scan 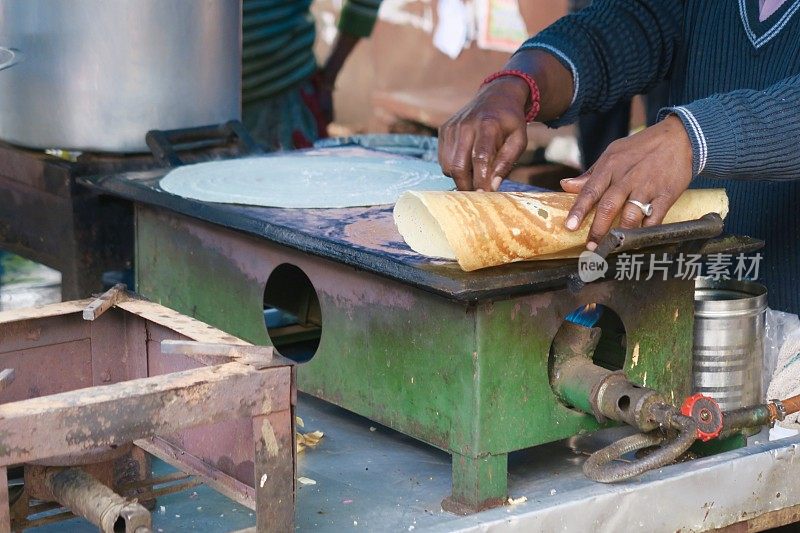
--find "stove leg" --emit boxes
[0,466,9,533]
[116,447,154,510]
[442,452,507,515]
[253,411,295,532]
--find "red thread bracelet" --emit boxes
[481,69,541,123]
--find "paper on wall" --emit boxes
[433,0,471,59]
[475,0,529,53]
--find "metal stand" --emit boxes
[0,121,260,300]
[0,289,295,532]
[0,143,134,300]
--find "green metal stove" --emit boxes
[83,147,758,512]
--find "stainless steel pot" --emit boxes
[693,278,768,411]
[0,1,241,153]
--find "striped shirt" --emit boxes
[242,0,383,104]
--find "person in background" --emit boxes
[438,0,800,313]
[242,0,383,151]
[568,0,668,169]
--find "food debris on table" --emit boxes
[507,496,528,505]
[297,429,325,453]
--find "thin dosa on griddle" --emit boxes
[393,189,729,271]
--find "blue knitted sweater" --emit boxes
[521,0,800,313]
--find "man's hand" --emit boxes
[438,78,530,191]
[560,115,694,249]
[438,50,574,191]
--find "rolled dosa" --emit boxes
[393,189,729,271]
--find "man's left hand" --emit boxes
[560,115,694,249]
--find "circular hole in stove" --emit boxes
[263,263,322,363]
[548,304,628,408]
[562,303,627,371]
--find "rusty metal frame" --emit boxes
[0,293,295,532]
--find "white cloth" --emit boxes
[767,325,800,429]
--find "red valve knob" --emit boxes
[681,393,723,441]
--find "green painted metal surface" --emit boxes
[303,294,479,455]
[450,452,508,510]
[691,434,748,456]
[471,279,695,455]
[135,214,269,345]
[134,205,696,509]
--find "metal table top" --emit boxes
[297,394,799,532]
[297,395,800,533]
[80,148,761,302]
[29,392,797,532]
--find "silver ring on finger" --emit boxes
[627,199,653,217]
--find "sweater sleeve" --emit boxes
[339,0,383,38]
[518,0,683,127]
[660,73,800,181]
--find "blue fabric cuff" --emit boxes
[659,99,738,179]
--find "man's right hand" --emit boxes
[438,77,530,192]
[437,49,574,191]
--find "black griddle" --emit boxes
[79,148,762,302]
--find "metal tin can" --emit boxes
[693,279,767,411]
